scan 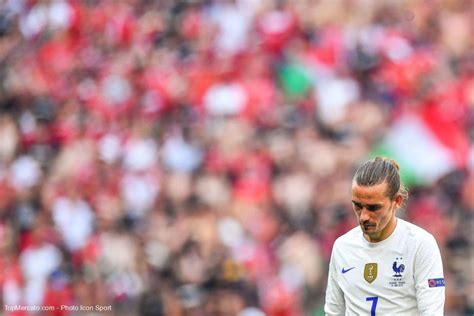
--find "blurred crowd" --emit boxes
[0,0,473,315]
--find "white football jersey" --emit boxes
[325,218,445,316]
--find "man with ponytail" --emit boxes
[325,156,445,315]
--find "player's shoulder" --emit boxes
[334,225,362,247]
[397,218,437,244]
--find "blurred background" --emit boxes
[0,0,472,315]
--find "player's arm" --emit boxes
[324,244,345,315]
[414,233,445,315]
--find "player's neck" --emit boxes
[364,217,398,243]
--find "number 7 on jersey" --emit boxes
[366,296,378,316]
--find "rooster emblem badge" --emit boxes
[392,258,405,277]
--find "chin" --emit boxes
[363,228,380,237]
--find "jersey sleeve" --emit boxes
[324,243,345,315]
[414,233,445,315]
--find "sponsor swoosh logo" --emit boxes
[342,267,356,274]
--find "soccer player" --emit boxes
[324,156,445,315]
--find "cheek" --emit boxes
[367,212,383,226]
[379,209,392,224]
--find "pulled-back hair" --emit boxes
[353,156,409,202]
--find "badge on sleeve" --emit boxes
[428,278,445,287]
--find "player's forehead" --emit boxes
[351,181,389,203]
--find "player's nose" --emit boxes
[360,208,371,222]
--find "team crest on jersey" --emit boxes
[389,257,406,288]
[364,263,378,284]
[392,257,405,277]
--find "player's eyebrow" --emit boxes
[351,201,382,209]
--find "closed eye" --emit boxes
[352,202,363,210]
[352,201,382,212]
[367,205,381,211]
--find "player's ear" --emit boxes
[394,193,403,208]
